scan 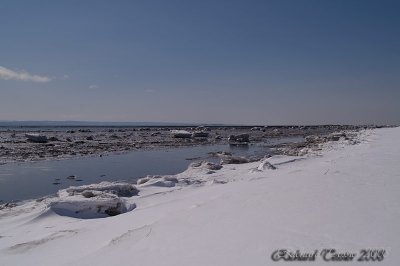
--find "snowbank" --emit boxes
[0,128,399,266]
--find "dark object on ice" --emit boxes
[327,132,346,141]
[190,161,223,170]
[192,131,209,138]
[48,136,59,141]
[82,191,95,198]
[228,134,249,145]
[25,134,48,143]
[105,205,122,216]
[195,126,210,131]
[0,202,17,210]
[206,162,223,170]
[86,136,94,140]
[65,182,139,197]
[171,130,192,138]
[258,160,277,170]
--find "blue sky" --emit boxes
[0,0,399,125]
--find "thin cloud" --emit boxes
[0,66,51,83]
[89,84,98,89]
[144,88,155,93]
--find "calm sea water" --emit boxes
[0,137,302,202]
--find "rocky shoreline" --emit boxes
[0,125,379,164]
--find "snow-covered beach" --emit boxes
[0,127,399,265]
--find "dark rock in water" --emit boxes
[52,182,61,185]
[220,156,249,165]
[67,175,78,180]
[228,134,250,144]
[25,134,48,143]
[209,151,232,157]
[185,157,201,161]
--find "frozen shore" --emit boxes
[0,127,399,265]
[0,125,368,164]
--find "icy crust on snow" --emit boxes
[49,194,135,219]
[60,182,139,198]
[48,182,139,219]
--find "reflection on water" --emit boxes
[0,137,303,202]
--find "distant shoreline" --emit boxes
[0,121,391,128]
[0,125,370,165]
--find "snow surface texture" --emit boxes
[0,128,399,265]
